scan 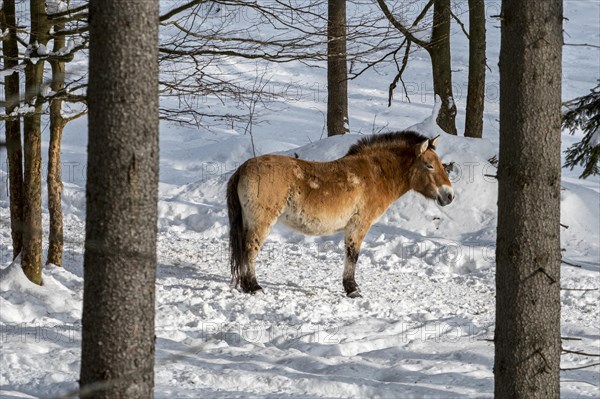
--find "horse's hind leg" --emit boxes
[343,218,371,298]
[235,158,290,294]
[241,221,274,294]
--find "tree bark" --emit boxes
[428,0,457,135]
[80,0,159,397]
[47,18,66,267]
[327,0,349,136]
[22,0,50,285]
[495,1,563,398]
[464,0,486,138]
[1,0,25,259]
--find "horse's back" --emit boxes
[235,154,367,235]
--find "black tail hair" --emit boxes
[227,168,246,285]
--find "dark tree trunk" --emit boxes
[495,1,563,398]
[22,0,49,285]
[79,0,159,397]
[428,0,457,135]
[464,0,486,138]
[47,20,66,267]
[327,0,349,136]
[1,0,25,259]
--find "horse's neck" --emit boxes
[354,150,413,199]
[383,153,413,198]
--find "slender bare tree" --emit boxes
[464,0,486,138]
[327,0,350,136]
[21,0,51,284]
[429,0,456,134]
[1,0,25,259]
[495,1,563,397]
[46,11,67,266]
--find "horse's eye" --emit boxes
[426,163,434,170]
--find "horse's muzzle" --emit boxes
[436,185,454,206]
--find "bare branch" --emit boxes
[561,362,600,371]
[562,348,600,357]
[47,4,88,19]
[450,9,469,39]
[561,259,583,268]
[564,42,600,49]
[375,0,430,48]
[414,0,434,25]
[53,25,89,37]
[159,47,319,63]
[160,0,207,22]
[388,38,412,106]
[63,109,88,123]
[561,337,583,341]
[48,13,88,25]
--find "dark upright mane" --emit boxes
[345,130,432,156]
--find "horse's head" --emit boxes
[409,135,454,206]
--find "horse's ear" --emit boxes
[416,139,429,156]
[430,135,440,148]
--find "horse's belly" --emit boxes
[278,207,349,236]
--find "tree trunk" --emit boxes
[464,0,486,138]
[1,0,25,259]
[47,20,66,267]
[22,0,49,285]
[495,1,563,398]
[428,0,457,135]
[80,0,159,397]
[327,0,349,136]
[22,89,44,284]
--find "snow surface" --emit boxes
[1,1,599,398]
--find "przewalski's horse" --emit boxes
[227,130,454,297]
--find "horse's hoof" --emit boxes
[241,281,263,294]
[247,285,263,295]
[347,290,362,298]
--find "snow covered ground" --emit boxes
[1,1,599,398]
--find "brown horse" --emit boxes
[227,130,454,297]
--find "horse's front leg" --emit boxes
[343,217,371,298]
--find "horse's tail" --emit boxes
[227,167,246,286]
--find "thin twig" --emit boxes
[64,110,88,123]
[561,259,582,268]
[564,42,600,49]
[160,0,207,22]
[47,3,89,19]
[450,10,469,40]
[562,348,600,357]
[388,38,412,106]
[560,379,599,387]
[561,362,600,371]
